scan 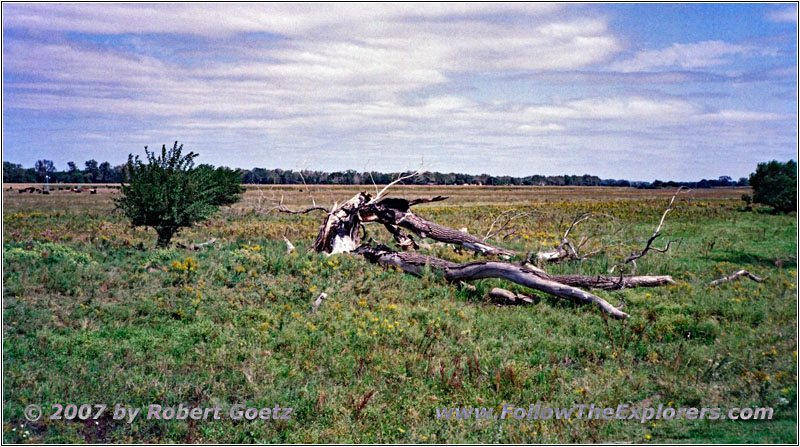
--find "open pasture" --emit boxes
[2,185,796,443]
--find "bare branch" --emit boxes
[384,224,419,251]
[278,206,330,215]
[310,292,328,313]
[483,210,537,242]
[536,212,618,264]
[371,169,421,204]
[253,183,266,212]
[368,171,380,196]
[609,187,689,274]
[706,270,765,287]
[177,238,216,250]
[297,169,317,207]
[407,196,448,207]
[263,194,330,215]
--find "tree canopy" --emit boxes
[749,160,797,213]
[115,142,245,247]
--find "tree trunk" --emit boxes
[355,244,631,319]
[360,197,516,257]
[312,192,370,253]
[156,228,175,248]
[549,274,675,290]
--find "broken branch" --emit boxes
[311,292,328,312]
[483,210,537,242]
[488,287,537,305]
[371,170,422,204]
[177,237,216,250]
[706,270,765,287]
[264,193,330,215]
[609,187,688,274]
[536,212,617,264]
[355,244,630,319]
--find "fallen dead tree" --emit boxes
[354,243,631,318]
[354,243,678,319]
[285,183,686,320]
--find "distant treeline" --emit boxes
[3,160,749,188]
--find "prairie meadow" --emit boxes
[2,185,796,443]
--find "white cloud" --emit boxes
[767,5,797,23]
[610,40,772,72]
[1,3,561,37]
[699,110,785,122]
[2,4,626,127]
[521,97,699,123]
[1,3,795,180]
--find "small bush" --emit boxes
[115,142,244,247]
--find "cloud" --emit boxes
[1,4,796,181]
[2,4,626,125]
[767,5,797,23]
[1,3,561,37]
[610,40,775,72]
[2,4,623,115]
[699,109,785,122]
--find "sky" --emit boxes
[2,3,797,181]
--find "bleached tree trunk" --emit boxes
[355,244,630,319]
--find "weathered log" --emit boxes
[488,287,537,305]
[384,224,419,251]
[355,244,630,319]
[550,274,676,290]
[706,269,764,287]
[307,191,679,321]
[537,245,573,263]
[312,192,371,253]
[359,197,516,257]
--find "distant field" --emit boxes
[4,183,751,212]
[3,185,796,443]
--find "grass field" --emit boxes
[3,185,797,443]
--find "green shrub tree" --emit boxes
[748,160,797,213]
[116,142,244,247]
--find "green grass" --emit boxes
[2,187,797,443]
